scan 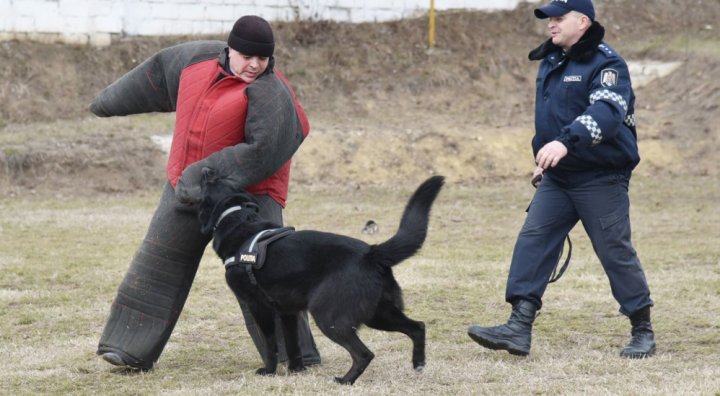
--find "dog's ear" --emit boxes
[223,174,245,191]
[199,220,214,236]
[243,201,260,213]
[198,204,216,236]
[201,167,217,185]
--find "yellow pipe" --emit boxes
[428,0,436,48]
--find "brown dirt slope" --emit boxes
[0,0,718,194]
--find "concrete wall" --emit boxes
[0,0,538,45]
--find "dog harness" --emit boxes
[223,226,295,286]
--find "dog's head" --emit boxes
[198,168,260,235]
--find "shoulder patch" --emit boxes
[600,68,618,87]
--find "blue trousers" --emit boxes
[506,170,653,316]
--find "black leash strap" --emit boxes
[548,234,572,283]
[531,173,572,283]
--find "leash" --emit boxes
[532,174,572,283]
[549,234,572,283]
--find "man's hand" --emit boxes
[175,161,207,205]
[535,140,568,169]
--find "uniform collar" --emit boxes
[528,21,605,63]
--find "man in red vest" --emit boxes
[91,15,320,371]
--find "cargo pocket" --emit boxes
[599,209,625,231]
[598,207,633,261]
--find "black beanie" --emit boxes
[227,15,274,57]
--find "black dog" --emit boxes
[198,169,444,384]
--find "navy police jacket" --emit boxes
[529,22,639,176]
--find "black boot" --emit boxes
[620,306,656,358]
[467,300,537,356]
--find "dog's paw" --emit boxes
[413,362,426,373]
[288,364,307,373]
[334,376,353,385]
[255,367,276,376]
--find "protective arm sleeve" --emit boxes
[557,58,633,151]
[175,71,306,204]
[206,72,305,186]
[89,40,226,117]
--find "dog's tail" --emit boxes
[368,175,444,268]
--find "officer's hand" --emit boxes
[536,140,568,169]
[175,161,207,205]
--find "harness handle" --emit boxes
[223,227,295,306]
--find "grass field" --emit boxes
[0,175,718,395]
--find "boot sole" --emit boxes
[101,352,149,371]
[467,331,529,356]
[620,345,656,359]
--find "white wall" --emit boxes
[0,0,539,45]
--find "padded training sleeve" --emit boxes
[204,72,305,188]
[89,40,226,117]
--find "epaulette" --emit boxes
[597,43,617,58]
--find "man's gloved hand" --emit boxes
[175,161,209,204]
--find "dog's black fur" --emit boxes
[198,169,444,385]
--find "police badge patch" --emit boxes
[600,68,618,87]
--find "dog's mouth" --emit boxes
[198,169,261,235]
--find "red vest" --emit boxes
[167,59,308,207]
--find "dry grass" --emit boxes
[0,175,718,395]
[1,4,717,393]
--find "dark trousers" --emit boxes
[505,170,653,316]
[97,183,318,369]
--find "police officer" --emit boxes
[467,0,656,358]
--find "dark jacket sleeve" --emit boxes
[559,57,633,150]
[89,40,226,117]
[203,71,305,188]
